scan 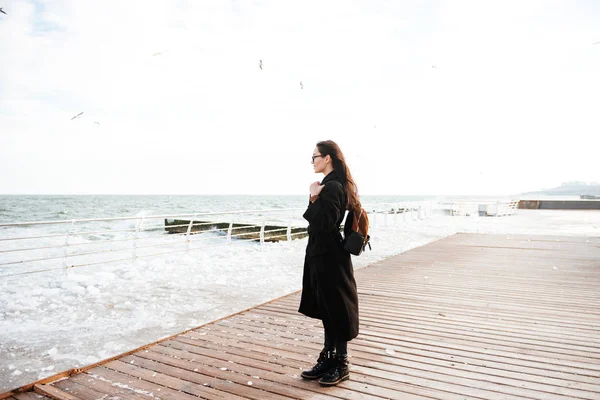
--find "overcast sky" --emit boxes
[0,0,598,196]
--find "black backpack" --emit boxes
[343,206,371,255]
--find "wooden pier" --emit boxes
[4,233,600,399]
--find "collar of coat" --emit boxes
[321,169,343,186]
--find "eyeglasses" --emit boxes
[311,154,325,163]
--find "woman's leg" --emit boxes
[319,339,350,386]
[335,340,347,355]
[324,326,335,351]
[301,324,337,380]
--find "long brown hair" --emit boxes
[316,140,361,210]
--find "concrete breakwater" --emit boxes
[164,208,416,242]
[518,200,600,210]
[164,219,308,242]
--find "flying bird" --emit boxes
[94,121,100,125]
[0,8,7,15]
[152,51,165,56]
[300,81,303,89]
[70,112,84,120]
[259,60,263,70]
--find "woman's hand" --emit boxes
[309,181,325,197]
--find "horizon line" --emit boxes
[0,192,524,197]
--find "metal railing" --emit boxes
[0,201,435,278]
[439,200,519,217]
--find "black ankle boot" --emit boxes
[318,353,349,386]
[301,350,336,380]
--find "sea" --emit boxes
[0,194,506,224]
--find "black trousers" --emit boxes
[324,323,347,355]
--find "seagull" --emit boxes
[152,51,165,56]
[259,60,263,70]
[431,65,437,69]
[94,121,100,125]
[70,112,84,120]
[300,81,303,89]
[0,8,7,15]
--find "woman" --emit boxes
[299,140,360,386]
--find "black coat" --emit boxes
[298,170,359,342]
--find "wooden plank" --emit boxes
[10,393,53,400]
[32,385,78,400]
[123,352,387,400]
[206,319,600,400]
[51,380,107,400]
[87,365,223,400]
[68,373,154,400]
[262,302,600,349]
[354,289,600,322]
[122,353,305,400]
[164,330,480,400]
[221,314,600,387]
[355,280,600,305]
[181,330,531,400]
[235,307,600,370]
[237,309,600,382]
[181,330,536,400]
[263,303,600,345]
[100,360,244,400]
